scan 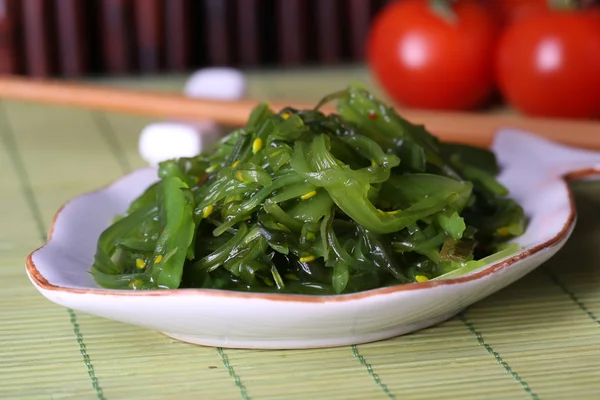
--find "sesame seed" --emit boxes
[202,205,214,218]
[206,164,219,173]
[300,190,317,200]
[252,138,263,153]
[497,227,511,236]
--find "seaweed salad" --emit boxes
[90,86,527,294]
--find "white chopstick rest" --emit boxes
[183,68,247,100]
[138,68,247,166]
[138,121,220,166]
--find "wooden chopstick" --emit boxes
[1,76,599,150]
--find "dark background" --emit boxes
[0,0,391,78]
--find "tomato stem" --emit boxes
[548,0,580,10]
[429,0,457,24]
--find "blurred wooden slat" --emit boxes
[236,0,260,67]
[2,76,600,151]
[134,0,163,73]
[5,0,387,76]
[0,0,21,74]
[316,0,341,64]
[204,0,231,65]
[348,0,373,61]
[164,0,190,71]
[22,0,54,77]
[277,0,306,66]
[55,0,87,77]
[100,0,134,74]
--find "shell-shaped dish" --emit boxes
[26,129,600,349]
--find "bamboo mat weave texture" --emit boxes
[1,68,600,400]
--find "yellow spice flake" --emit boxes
[252,138,263,153]
[135,258,146,270]
[496,227,511,237]
[299,255,316,263]
[206,164,219,173]
[154,255,163,264]
[282,112,291,120]
[415,275,429,283]
[202,205,214,218]
[232,160,240,168]
[300,190,317,200]
[129,279,144,289]
[377,208,398,215]
[235,170,244,182]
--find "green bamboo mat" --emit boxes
[1,68,599,400]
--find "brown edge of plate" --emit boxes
[25,168,600,303]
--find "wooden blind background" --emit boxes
[0,0,389,78]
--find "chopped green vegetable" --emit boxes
[90,85,527,294]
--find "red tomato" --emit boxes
[367,0,498,111]
[483,0,548,28]
[495,11,600,119]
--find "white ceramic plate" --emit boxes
[26,129,600,349]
